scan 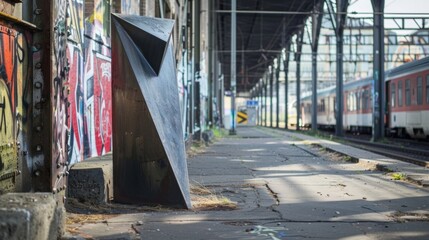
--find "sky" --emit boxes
[347,0,429,34]
[348,0,429,15]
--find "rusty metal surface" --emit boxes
[111,14,191,208]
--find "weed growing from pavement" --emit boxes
[391,172,407,181]
[212,127,228,139]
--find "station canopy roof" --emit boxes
[216,0,319,94]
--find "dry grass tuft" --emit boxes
[190,182,212,195]
[187,141,207,158]
[191,195,237,210]
[190,181,237,211]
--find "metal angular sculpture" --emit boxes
[111,14,191,208]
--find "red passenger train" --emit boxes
[301,56,429,139]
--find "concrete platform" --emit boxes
[0,193,65,240]
[63,126,429,240]
[264,128,429,187]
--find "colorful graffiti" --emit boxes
[83,0,113,159]
[83,35,112,158]
[0,23,30,193]
[58,0,113,163]
[52,0,74,191]
[88,0,111,37]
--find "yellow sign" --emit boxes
[237,111,248,124]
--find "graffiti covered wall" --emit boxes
[51,0,116,169]
[82,21,112,159]
[0,22,31,193]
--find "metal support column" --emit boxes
[311,1,324,132]
[193,0,201,140]
[259,83,262,125]
[371,0,385,141]
[229,0,237,134]
[296,29,304,131]
[219,73,224,127]
[269,67,274,127]
[335,0,348,137]
[208,0,214,128]
[264,74,268,126]
[275,58,280,128]
[188,0,194,138]
[283,43,290,129]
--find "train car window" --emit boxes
[363,90,368,110]
[405,79,411,106]
[355,92,360,110]
[391,83,396,107]
[426,75,429,104]
[352,92,356,111]
[417,76,423,105]
[320,99,325,112]
[398,81,403,107]
[346,93,350,111]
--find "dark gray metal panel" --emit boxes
[113,15,174,75]
[371,0,385,141]
[111,14,191,208]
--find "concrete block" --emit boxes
[67,154,113,204]
[202,130,214,144]
[0,193,64,240]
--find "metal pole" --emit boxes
[335,28,344,137]
[159,0,164,18]
[335,0,349,137]
[275,58,280,128]
[188,0,194,137]
[311,51,318,131]
[296,29,304,131]
[258,84,262,126]
[371,0,385,141]
[264,75,268,126]
[229,0,237,135]
[284,43,290,129]
[208,0,214,128]
[270,67,274,127]
[311,1,324,132]
[194,0,201,140]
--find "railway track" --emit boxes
[343,137,429,168]
[304,129,429,168]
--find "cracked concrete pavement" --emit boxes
[64,126,429,239]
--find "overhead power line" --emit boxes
[215,10,429,16]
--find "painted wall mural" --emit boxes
[52,0,113,166]
[82,0,112,159]
[52,0,76,191]
[0,23,31,193]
